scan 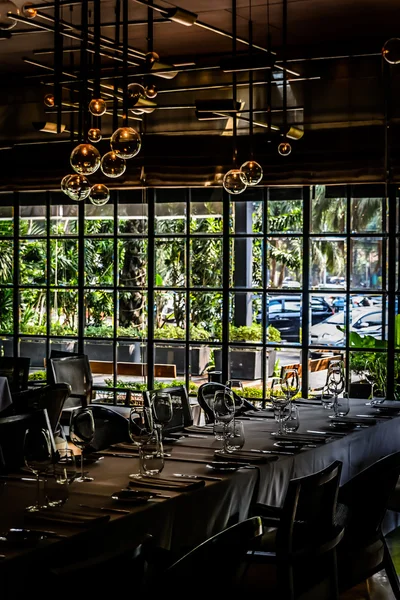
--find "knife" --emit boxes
[79,504,130,515]
[306,430,345,437]
[172,473,223,482]
[250,448,294,456]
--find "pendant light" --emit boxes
[223,0,247,195]
[240,0,263,187]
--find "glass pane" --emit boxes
[84,197,114,234]
[229,292,262,343]
[267,200,303,234]
[20,193,46,236]
[84,290,114,336]
[118,190,148,235]
[309,294,343,346]
[231,238,263,288]
[350,350,387,399]
[118,239,147,287]
[50,195,78,235]
[154,291,185,338]
[155,239,185,287]
[311,185,346,234]
[0,195,13,236]
[50,239,79,286]
[20,240,46,285]
[310,239,346,290]
[189,344,213,395]
[155,201,186,234]
[50,289,78,336]
[85,239,114,286]
[84,341,113,387]
[0,289,13,334]
[0,240,13,284]
[117,290,147,338]
[351,197,383,233]
[20,289,46,335]
[190,238,222,287]
[190,201,223,234]
[190,292,221,341]
[267,238,302,289]
[230,198,263,234]
[350,295,385,346]
[266,293,301,344]
[350,238,382,290]
[154,343,185,378]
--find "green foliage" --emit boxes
[85,324,114,338]
[104,379,199,394]
[28,370,46,381]
[396,314,400,350]
[349,332,387,396]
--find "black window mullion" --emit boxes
[113,193,118,404]
[387,183,396,398]
[13,192,19,359]
[46,192,51,369]
[77,200,85,353]
[185,190,190,393]
[147,188,155,391]
[262,188,268,406]
[345,185,351,394]
[222,190,230,383]
[301,186,310,398]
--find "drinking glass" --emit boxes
[151,392,173,439]
[128,406,154,479]
[23,427,53,512]
[224,420,245,453]
[283,404,300,433]
[46,449,77,507]
[69,407,95,483]
[226,380,244,398]
[213,420,225,441]
[270,377,290,435]
[364,371,384,406]
[139,428,164,476]
[281,367,300,403]
[213,389,235,426]
[334,393,350,417]
[326,362,346,414]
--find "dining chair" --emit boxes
[84,404,131,452]
[49,354,93,409]
[0,356,30,394]
[244,460,345,599]
[143,385,193,434]
[11,382,72,436]
[336,450,400,599]
[139,516,264,594]
[197,382,258,424]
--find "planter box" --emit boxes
[153,346,210,376]
[20,340,46,368]
[117,342,143,363]
[0,339,13,357]
[349,381,372,399]
[214,349,276,380]
[50,341,78,355]
[84,342,113,362]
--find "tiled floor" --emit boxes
[339,528,400,599]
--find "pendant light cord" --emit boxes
[232,0,237,167]
[282,0,287,138]
[122,0,129,127]
[248,0,253,158]
[266,0,272,135]
[113,0,121,132]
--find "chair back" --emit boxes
[197,382,254,424]
[83,405,131,452]
[144,517,263,592]
[277,460,343,558]
[143,385,193,434]
[12,383,71,434]
[47,349,82,384]
[338,451,400,543]
[0,357,30,393]
[50,355,93,407]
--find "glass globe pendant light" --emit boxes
[110,127,141,159]
[278,140,292,156]
[382,38,400,65]
[88,128,102,143]
[61,174,73,193]
[239,13,263,187]
[70,143,101,175]
[64,174,91,201]
[101,151,126,178]
[89,98,107,116]
[44,94,55,108]
[145,84,158,99]
[0,1,19,30]
[89,184,110,205]
[223,169,247,195]
[22,2,36,18]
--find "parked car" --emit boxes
[309,308,383,346]
[256,295,334,342]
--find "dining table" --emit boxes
[1,397,400,598]
[0,377,12,415]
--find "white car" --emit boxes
[310,308,383,346]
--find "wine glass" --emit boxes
[151,392,173,439]
[69,407,95,483]
[23,427,53,512]
[46,449,77,507]
[128,406,154,479]
[226,380,244,398]
[281,367,300,403]
[326,362,346,415]
[270,377,290,435]
[213,388,235,453]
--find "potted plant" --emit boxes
[153,324,211,375]
[349,331,387,399]
[213,324,281,380]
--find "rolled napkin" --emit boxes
[271,432,328,443]
[128,477,205,491]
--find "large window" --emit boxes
[0,184,396,404]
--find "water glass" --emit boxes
[213,419,225,441]
[283,404,300,433]
[139,430,164,476]
[334,393,350,417]
[47,449,77,507]
[224,420,245,453]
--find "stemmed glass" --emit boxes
[23,427,54,512]
[69,407,95,483]
[46,449,77,507]
[326,362,346,415]
[151,392,173,439]
[270,377,291,435]
[226,380,244,398]
[281,367,300,404]
[128,406,155,479]
[213,388,235,453]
